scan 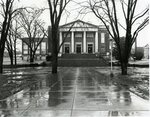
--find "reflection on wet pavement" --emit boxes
[0,67,149,117]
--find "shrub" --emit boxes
[134,47,144,60]
[46,55,52,61]
[134,51,144,60]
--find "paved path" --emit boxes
[0,67,149,117]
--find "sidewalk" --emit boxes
[0,67,149,117]
[129,59,149,65]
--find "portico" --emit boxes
[59,21,100,54]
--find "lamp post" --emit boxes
[110,38,113,77]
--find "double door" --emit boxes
[76,44,82,53]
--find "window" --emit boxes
[24,50,28,54]
[75,32,82,38]
[101,33,105,43]
[88,44,93,53]
[36,46,40,54]
[87,32,94,38]
[101,48,105,53]
[63,32,71,38]
[76,44,82,53]
[64,44,70,53]
[23,43,28,54]
[41,42,46,54]
[23,43,28,49]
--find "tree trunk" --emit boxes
[0,38,5,74]
[51,27,58,74]
[30,50,34,63]
[30,57,34,63]
[121,62,128,75]
[10,53,13,66]
[14,51,17,65]
[0,52,3,74]
[52,54,58,74]
[14,44,17,65]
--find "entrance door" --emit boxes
[64,44,70,53]
[88,44,93,53]
[76,44,81,53]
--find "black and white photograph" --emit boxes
[0,0,149,117]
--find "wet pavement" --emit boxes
[0,67,150,117]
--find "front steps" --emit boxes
[58,54,108,67]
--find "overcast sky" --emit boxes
[12,0,150,47]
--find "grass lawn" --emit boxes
[95,67,149,100]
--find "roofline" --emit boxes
[60,19,99,28]
[21,37,47,39]
[144,44,149,47]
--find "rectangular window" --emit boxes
[24,50,28,54]
[75,32,82,38]
[101,48,105,53]
[36,46,40,54]
[41,42,46,54]
[101,33,105,43]
[86,32,94,38]
[64,44,70,53]
[23,43,28,54]
[23,43,28,49]
[63,32,71,38]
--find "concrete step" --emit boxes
[61,54,97,59]
[58,58,108,67]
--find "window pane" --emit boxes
[41,42,46,49]
[87,32,94,38]
[36,50,40,54]
[101,33,105,43]
[63,32,71,38]
[101,48,105,53]
[23,43,28,49]
[36,46,40,54]
[24,50,28,54]
[41,42,46,54]
[75,33,82,38]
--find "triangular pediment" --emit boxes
[60,20,98,28]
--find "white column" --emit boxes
[95,31,98,53]
[83,31,86,53]
[71,31,74,53]
[59,31,62,53]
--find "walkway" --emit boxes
[0,67,149,117]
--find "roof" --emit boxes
[144,44,149,48]
[60,19,99,28]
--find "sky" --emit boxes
[2,0,149,48]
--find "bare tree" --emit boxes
[87,0,149,75]
[0,0,20,73]
[6,28,14,65]
[47,0,72,74]
[5,18,22,66]
[18,8,47,63]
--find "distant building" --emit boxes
[144,44,149,59]
[22,38,48,60]
[48,20,110,56]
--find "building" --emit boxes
[48,20,110,56]
[22,38,48,60]
[144,44,149,59]
[22,20,110,60]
